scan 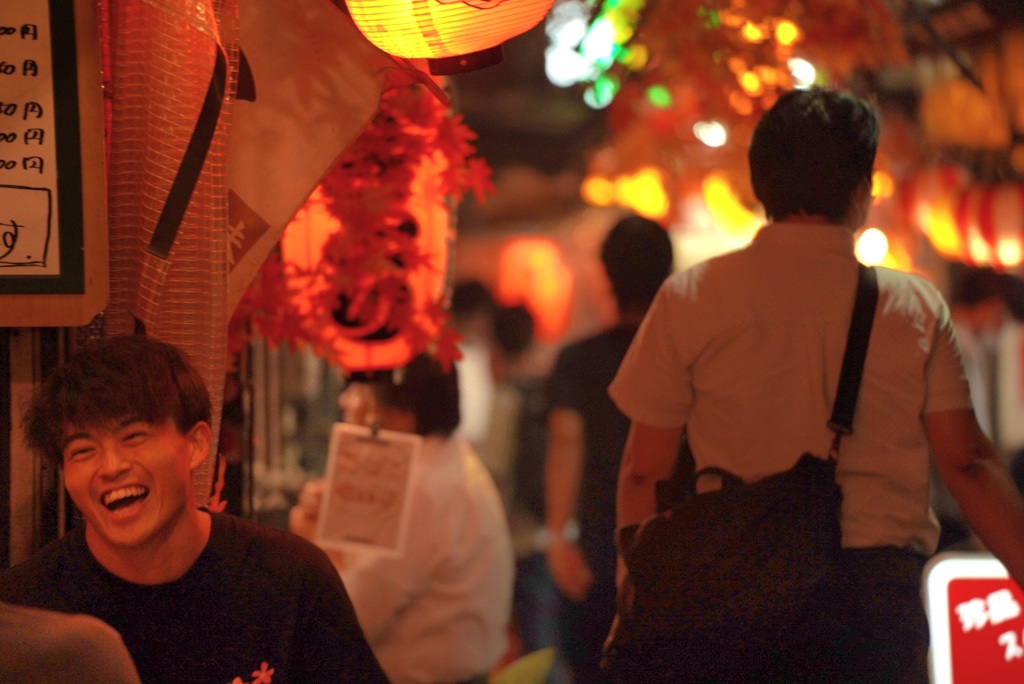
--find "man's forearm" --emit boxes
[545,445,582,541]
[944,458,1024,587]
[616,460,659,532]
[616,422,683,532]
[928,409,1024,589]
[545,409,585,539]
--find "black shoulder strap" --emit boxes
[827,265,878,436]
[669,264,878,500]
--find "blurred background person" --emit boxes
[934,264,1024,550]
[948,265,1018,439]
[451,280,499,452]
[544,215,676,684]
[482,305,566,677]
[290,355,515,684]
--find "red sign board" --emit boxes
[925,553,1024,683]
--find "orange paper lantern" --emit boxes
[344,0,555,74]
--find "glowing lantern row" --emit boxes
[897,167,1024,269]
[345,0,555,74]
[952,184,1024,268]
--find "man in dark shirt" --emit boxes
[544,215,675,683]
[0,335,386,684]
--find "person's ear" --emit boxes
[186,421,211,471]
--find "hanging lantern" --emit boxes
[896,164,971,261]
[898,164,970,234]
[344,0,555,74]
[953,183,1024,268]
[325,152,453,371]
[495,237,573,343]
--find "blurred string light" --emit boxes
[775,20,801,46]
[693,120,728,147]
[871,170,895,203]
[646,84,672,108]
[581,165,670,219]
[741,21,766,43]
[558,0,908,235]
[545,0,596,87]
[584,73,621,109]
[546,0,824,117]
[701,172,760,240]
[544,0,647,109]
[787,57,818,88]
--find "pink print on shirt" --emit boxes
[228,661,274,684]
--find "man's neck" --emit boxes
[86,509,212,585]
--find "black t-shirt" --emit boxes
[510,374,549,523]
[0,512,386,684]
[546,325,638,582]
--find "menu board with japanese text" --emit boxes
[0,0,107,326]
[315,423,421,558]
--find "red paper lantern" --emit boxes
[895,164,970,262]
[897,164,970,236]
[953,183,1024,268]
[345,0,555,74]
[278,155,453,373]
[495,237,573,342]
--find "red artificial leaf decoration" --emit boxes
[231,80,493,374]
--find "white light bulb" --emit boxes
[855,227,888,266]
[545,45,594,88]
[693,121,728,148]
[788,58,817,88]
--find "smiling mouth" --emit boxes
[102,486,149,511]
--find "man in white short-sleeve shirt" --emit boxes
[608,87,1024,683]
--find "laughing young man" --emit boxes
[0,335,386,684]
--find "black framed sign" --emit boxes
[0,0,107,326]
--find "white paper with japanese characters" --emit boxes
[315,423,421,558]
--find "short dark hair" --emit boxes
[749,87,879,223]
[492,305,535,358]
[374,354,460,438]
[23,335,212,468]
[450,280,495,322]
[601,214,674,312]
[949,264,1024,321]
[950,264,1010,307]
